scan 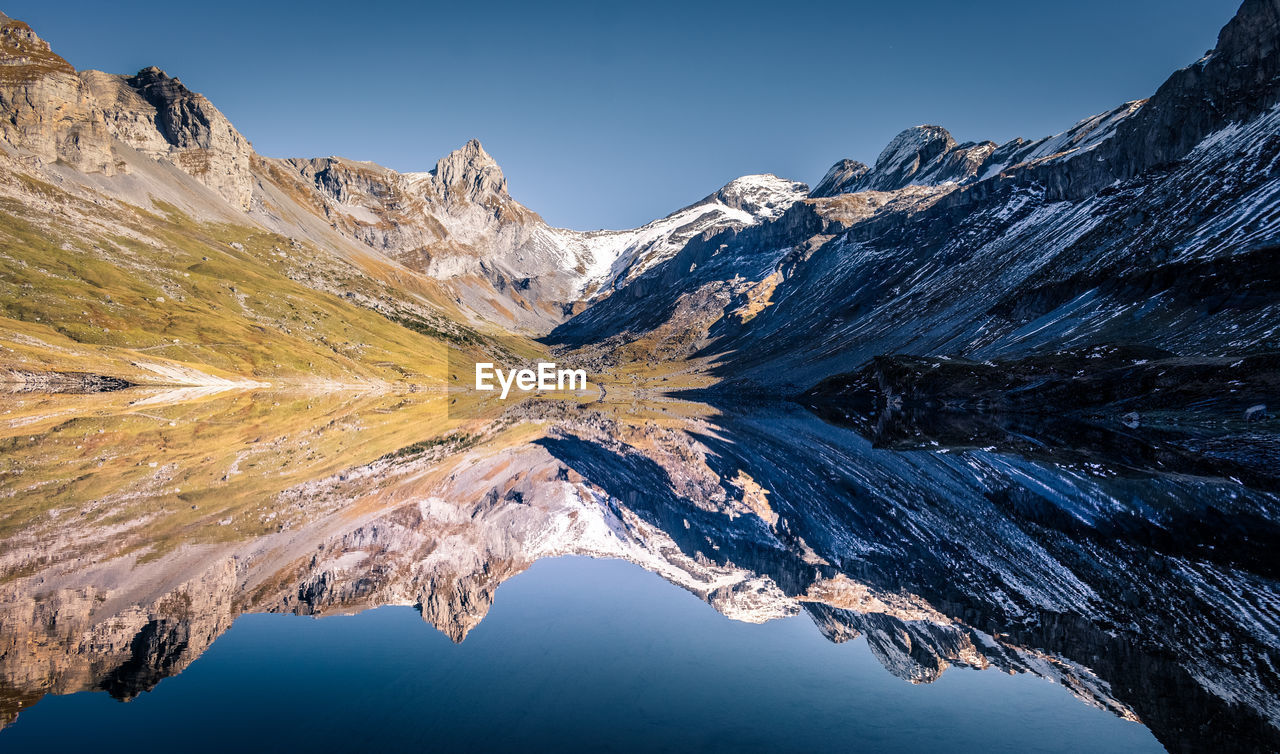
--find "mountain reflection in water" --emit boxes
[0,388,1276,752]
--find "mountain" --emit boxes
[0,13,500,387]
[551,0,1280,400]
[0,8,805,382]
[559,173,807,302]
[8,0,1274,390]
[261,148,805,330]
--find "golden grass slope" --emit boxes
[0,163,542,387]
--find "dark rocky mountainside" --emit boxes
[551,0,1280,403]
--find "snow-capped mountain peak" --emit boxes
[704,173,809,220]
[554,173,809,298]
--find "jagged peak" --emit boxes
[824,125,994,194]
[125,65,195,97]
[431,138,508,202]
[811,159,870,198]
[130,65,174,83]
[117,63,251,157]
[872,125,957,173]
[705,173,807,219]
[434,138,499,175]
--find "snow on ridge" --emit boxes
[331,138,805,302]
[550,173,807,297]
[874,125,955,174]
[712,173,809,221]
[979,100,1147,181]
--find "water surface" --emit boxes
[0,388,1275,751]
[4,557,1163,752]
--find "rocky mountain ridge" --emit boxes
[0,12,810,336]
[261,144,806,329]
[9,2,1269,350]
[552,0,1280,398]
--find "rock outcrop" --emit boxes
[0,13,114,173]
[0,15,254,207]
[430,137,509,206]
[810,158,868,197]
[852,125,994,192]
[110,66,254,209]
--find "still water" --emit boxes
[4,557,1160,752]
[0,388,1276,751]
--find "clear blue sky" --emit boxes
[5,0,1242,230]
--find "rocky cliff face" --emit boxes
[810,158,868,197]
[0,557,237,725]
[1093,0,1280,189]
[0,16,254,207]
[430,137,509,205]
[0,13,114,174]
[262,142,587,331]
[95,66,255,209]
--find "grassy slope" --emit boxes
[0,167,546,386]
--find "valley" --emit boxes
[0,1,1278,751]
